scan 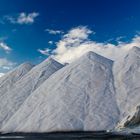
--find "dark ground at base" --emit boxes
[0,131,140,140]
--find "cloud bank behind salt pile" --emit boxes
[46,26,140,64]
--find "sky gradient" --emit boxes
[0,0,140,74]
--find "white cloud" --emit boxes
[17,12,39,24]
[2,66,11,70]
[52,26,140,63]
[0,58,16,70]
[63,26,93,40]
[0,42,12,53]
[0,73,4,77]
[45,29,64,35]
[48,41,53,45]
[5,12,39,25]
[37,48,51,55]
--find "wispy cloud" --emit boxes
[5,12,39,25]
[0,73,4,77]
[48,41,53,45]
[0,42,12,53]
[37,48,51,55]
[0,58,16,71]
[116,36,126,43]
[45,29,64,35]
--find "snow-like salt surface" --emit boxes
[114,47,140,119]
[0,62,34,98]
[2,46,140,133]
[2,51,120,132]
[0,58,63,129]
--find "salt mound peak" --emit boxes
[81,51,113,66]
[124,46,140,59]
[129,46,140,53]
[0,62,34,96]
[0,57,64,129]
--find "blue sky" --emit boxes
[0,0,140,74]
